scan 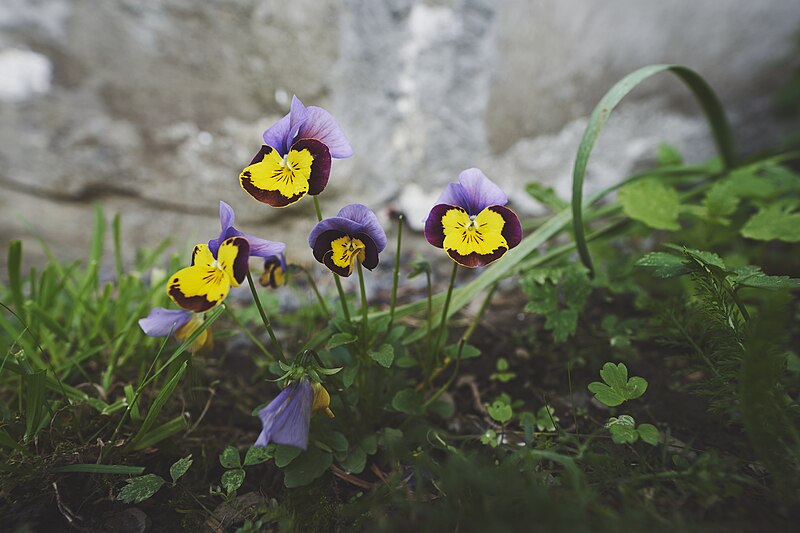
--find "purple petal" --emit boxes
[245,234,286,259]
[139,308,193,337]
[436,168,508,215]
[424,204,454,248]
[308,217,363,249]
[219,201,235,230]
[297,105,353,159]
[336,204,386,252]
[261,96,309,156]
[254,381,313,449]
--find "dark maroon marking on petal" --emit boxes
[191,244,203,266]
[489,205,523,249]
[424,204,457,248]
[223,236,250,285]
[240,170,304,207]
[322,252,353,277]
[355,233,380,270]
[292,138,331,196]
[249,145,275,166]
[446,246,507,268]
[311,230,345,264]
[168,277,217,313]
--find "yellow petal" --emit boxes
[330,236,365,273]
[174,315,213,353]
[167,264,230,312]
[240,146,314,200]
[216,237,248,287]
[312,383,335,418]
[441,207,507,257]
[192,244,215,267]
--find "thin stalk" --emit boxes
[314,196,351,322]
[432,262,459,364]
[388,215,404,331]
[245,271,286,363]
[356,261,370,351]
[567,360,579,435]
[462,284,497,344]
[298,265,329,316]
[224,306,274,362]
[423,338,464,409]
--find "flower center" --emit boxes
[330,236,366,273]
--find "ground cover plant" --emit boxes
[1,65,799,532]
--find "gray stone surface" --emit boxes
[1,0,799,273]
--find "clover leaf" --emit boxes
[588,362,648,407]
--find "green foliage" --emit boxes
[490,357,516,382]
[283,447,333,488]
[368,343,394,368]
[606,416,660,446]
[487,400,513,424]
[618,179,681,230]
[169,455,193,483]
[521,264,592,343]
[588,363,648,407]
[741,203,800,242]
[117,474,166,504]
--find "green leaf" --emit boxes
[588,363,648,407]
[368,344,394,368]
[283,448,333,488]
[618,179,681,231]
[219,446,241,469]
[52,464,145,475]
[391,389,424,416]
[634,252,691,278]
[221,468,245,494]
[637,424,660,446]
[487,401,513,423]
[571,63,735,273]
[525,182,569,211]
[729,266,800,290]
[274,445,302,468]
[521,265,591,343]
[324,431,349,453]
[442,343,481,359]
[244,446,273,466]
[480,429,498,448]
[535,405,559,432]
[607,415,639,444]
[328,332,358,349]
[339,447,367,474]
[169,455,193,483]
[342,364,359,389]
[117,474,165,503]
[131,361,188,448]
[741,204,800,242]
[657,143,683,166]
[519,412,537,445]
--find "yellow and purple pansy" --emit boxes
[138,308,212,353]
[239,96,353,208]
[167,237,251,313]
[425,168,522,268]
[166,201,286,312]
[308,204,387,277]
[209,201,286,260]
[259,252,287,289]
[254,379,334,450]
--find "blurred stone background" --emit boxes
[1,0,799,272]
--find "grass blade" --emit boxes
[51,464,146,475]
[571,64,736,274]
[131,361,188,447]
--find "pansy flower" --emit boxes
[138,307,212,353]
[425,168,522,267]
[208,201,286,259]
[308,204,387,277]
[254,380,335,450]
[259,253,287,289]
[240,96,352,208]
[167,237,250,313]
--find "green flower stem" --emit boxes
[388,215,404,331]
[313,195,351,322]
[423,338,464,410]
[356,260,370,352]
[245,270,286,363]
[297,265,330,316]
[433,261,459,365]
[224,306,274,362]
[462,283,497,344]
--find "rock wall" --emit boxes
[1,0,798,272]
